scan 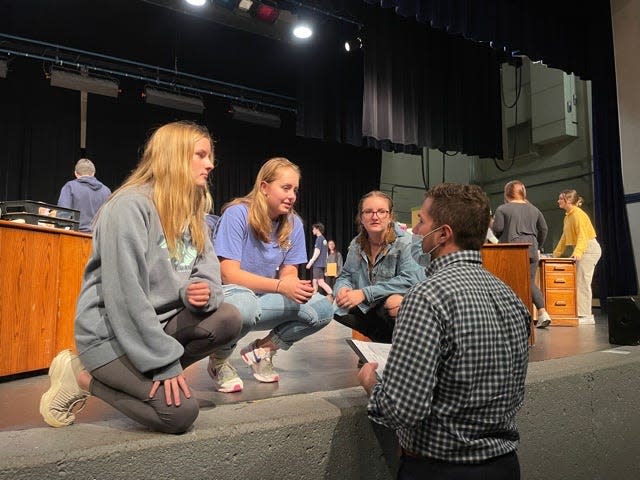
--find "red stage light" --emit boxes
[251,2,280,24]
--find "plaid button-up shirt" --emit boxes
[367,250,530,463]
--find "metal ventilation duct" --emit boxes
[230,105,281,128]
[50,69,119,97]
[144,87,205,114]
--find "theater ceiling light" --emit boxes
[230,104,281,128]
[50,68,119,97]
[185,0,207,6]
[144,87,205,114]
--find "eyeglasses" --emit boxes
[361,209,390,218]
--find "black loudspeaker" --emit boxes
[607,296,640,345]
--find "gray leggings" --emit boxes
[89,302,241,434]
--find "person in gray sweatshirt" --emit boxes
[40,121,242,433]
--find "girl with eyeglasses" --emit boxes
[333,191,426,343]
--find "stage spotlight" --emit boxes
[144,87,205,114]
[292,23,313,39]
[185,0,207,6]
[250,1,279,24]
[50,68,119,97]
[344,36,363,52]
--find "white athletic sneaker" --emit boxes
[240,341,280,383]
[579,315,596,325]
[39,350,90,427]
[207,358,243,393]
[536,311,552,329]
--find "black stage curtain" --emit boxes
[361,6,502,157]
[0,59,380,262]
[295,23,366,148]
[365,0,638,299]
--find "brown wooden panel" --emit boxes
[0,221,92,376]
[544,262,576,273]
[56,235,92,352]
[545,272,576,289]
[481,243,534,344]
[0,226,60,375]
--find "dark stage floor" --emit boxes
[0,309,613,432]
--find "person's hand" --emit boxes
[149,374,191,406]
[186,281,210,307]
[278,276,314,304]
[336,288,365,310]
[357,362,379,396]
[305,263,311,269]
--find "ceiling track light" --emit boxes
[49,68,119,97]
[230,104,281,128]
[185,0,208,6]
[344,36,363,52]
[143,86,205,114]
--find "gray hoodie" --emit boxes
[74,185,224,381]
[58,176,111,232]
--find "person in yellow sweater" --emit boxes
[552,189,601,324]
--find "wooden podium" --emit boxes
[0,220,92,376]
[353,243,534,343]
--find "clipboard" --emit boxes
[346,338,391,380]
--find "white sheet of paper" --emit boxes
[349,339,392,379]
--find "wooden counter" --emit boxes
[0,220,92,376]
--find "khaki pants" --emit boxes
[576,238,601,317]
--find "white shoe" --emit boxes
[240,341,280,383]
[207,358,243,393]
[536,311,552,329]
[579,315,596,325]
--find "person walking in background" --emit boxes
[208,157,333,393]
[492,180,552,328]
[57,158,111,232]
[358,183,530,479]
[553,189,602,324]
[39,121,242,433]
[333,191,425,343]
[325,239,343,290]
[306,222,333,298]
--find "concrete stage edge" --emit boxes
[1,345,639,480]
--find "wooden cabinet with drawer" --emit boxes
[540,258,578,326]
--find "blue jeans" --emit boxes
[216,285,333,358]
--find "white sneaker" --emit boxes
[579,315,596,325]
[240,341,280,383]
[536,311,552,329]
[207,358,243,393]
[39,350,90,427]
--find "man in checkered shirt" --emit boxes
[358,183,530,480]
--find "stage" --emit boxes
[0,310,613,433]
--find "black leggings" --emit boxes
[334,300,395,343]
[89,302,241,434]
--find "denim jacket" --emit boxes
[334,227,426,313]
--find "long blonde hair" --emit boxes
[223,157,300,247]
[355,190,397,251]
[111,121,213,259]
